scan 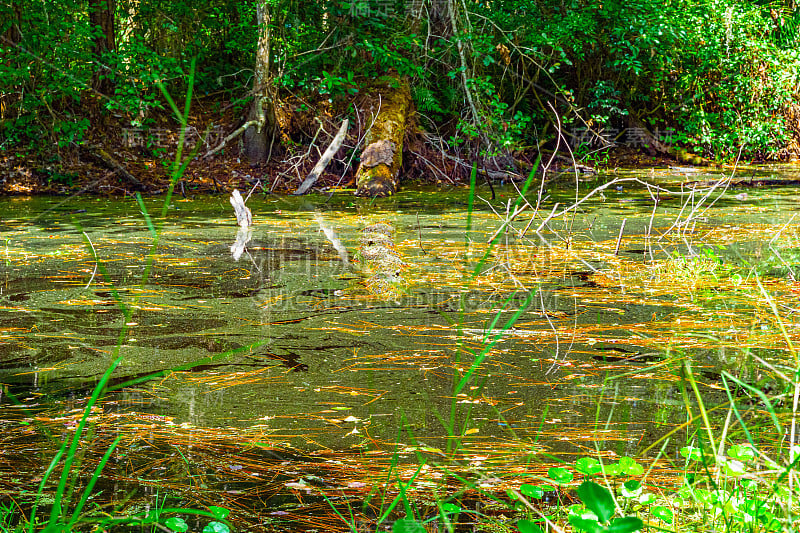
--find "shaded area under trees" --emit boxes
[1,0,799,195]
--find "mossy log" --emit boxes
[355,77,412,197]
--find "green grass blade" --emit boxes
[454,291,533,395]
[376,462,425,524]
[48,356,122,525]
[682,361,717,458]
[513,153,541,211]
[67,436,122,528]
[28,445,67,533]
[135,193,157,240]
[321,492,358,533]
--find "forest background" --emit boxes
[1,0,799,194]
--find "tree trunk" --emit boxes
[355,76,412,197]
[1,1,22,120]
[244,0,278,164]
[89,0,116,93]
[2,1,22,46]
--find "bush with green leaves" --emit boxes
[2,0,799,160]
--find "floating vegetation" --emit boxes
[355,221,408,299]
[2,173,800,531]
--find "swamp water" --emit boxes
[1,166,799,530]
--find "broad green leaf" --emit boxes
[607,516,644,532]
[694,489,715,505]
[165,518,188,532]
[567,504,585,517]
[440,503,460,515]
[618,457,643,476]
[724,460,746,476]
[393,518,425,533]
[602,463,622,476]
[652,505,673,523]
[728,444,755,461]
[576,457,602,475]
[760,511,782,531]
[568,515,604,533]
[520,483,545,499]
[517,519,544,533]
[740,478,757,490]
[680,445,703,461]
[623,480,641,491]
[208,506,230,520]
[548,467,574,484]
[621,480,642,498]
[577,481,615,523]
[202,522,229,533]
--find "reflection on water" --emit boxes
[1,167,799,528]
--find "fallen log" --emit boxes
[83,144,145,191]
[355,76,412,197]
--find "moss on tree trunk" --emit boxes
[355,77,412,197]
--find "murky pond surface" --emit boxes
[2,165,799,529]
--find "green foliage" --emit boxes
[517,519,545,533]
[318,70,358,99]
[663,1,800,159]
[1,0,799,167]
[568,481,643,533]
[547,466,574,485]
[42,167,78,187]
[587,81,628,127]
[485,0,800,159]
[392,518,425,532]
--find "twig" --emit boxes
[272,122,323,192]
[203,118,260,159]
[337,96,382,186]
[644,186,659,261]
[614,218,627,256]
[524,177,690,237]
[409,149,455,184]
[245,179,261,201]
[448,0,487,147]
[203,97,267,158]
[82,232,98,289]
[416,213,427,255]
[485,201,528,244]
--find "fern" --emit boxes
[412,86,445,115]
[766,2,800,48]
